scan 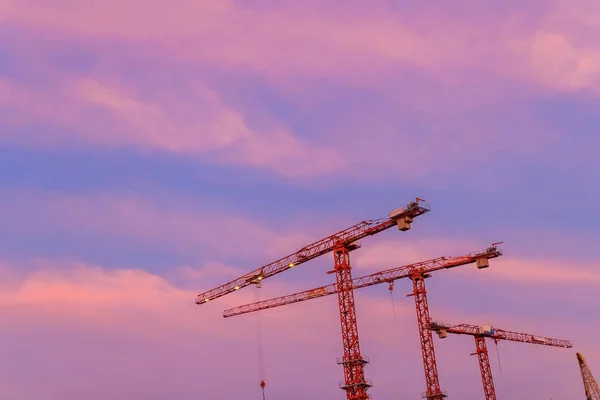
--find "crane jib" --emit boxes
[196,199,431,305]
[222,244,504,318]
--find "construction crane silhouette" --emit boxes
[577,352,600,400]
[197,198,431,400]
[223,244,503,399]
[430,321,572,400]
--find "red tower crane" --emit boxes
[223,244,503,399]
[197,198,431,400]
[577,352,600,400]
[430,321,572,400]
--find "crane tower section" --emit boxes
[577,352,600,400]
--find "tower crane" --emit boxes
[430,321,572,400]
[197,198,431,400]
[577,352,600,400]
[223,244,503,399]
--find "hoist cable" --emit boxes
[389,286,397,323]
[494,340,502,373]
[254,286,267,397]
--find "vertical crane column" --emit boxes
[409,273,446,400]
[577,352,600,400]
[471,337,496,400]
[333,243,371,400]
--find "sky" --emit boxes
[0,0,599,399]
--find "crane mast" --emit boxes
[577,352,600,400]
[431,321,573,400]
[333,243,372,399]
[409,273,446,399]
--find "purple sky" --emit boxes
[0,0,599,399]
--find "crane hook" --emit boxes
[260,380,266,400]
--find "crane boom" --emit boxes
[223,244,502,318]
[430,322,573,348]
[196,198,430,304]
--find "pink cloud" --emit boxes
[351,237,484,271]
[2,1,596,183]
[3,188,597,294]
[4,188,597,292]
[480,258,600,286]
[2,0,599,95]
[352,236,600,288]
[0,258,591,399]
[0,75,344,177]
[2,70,492,183]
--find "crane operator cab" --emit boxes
[478,325,495,336]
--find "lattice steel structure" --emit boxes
[224,244,504,399]
[409,274,447,399]
[333,244,371,400]
[196,199,430,305]
[198,198,430,400]
[577,352,600,400]
[431,321,573,400]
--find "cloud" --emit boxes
[2,187,597,295]
[0,259,405,398]
[482,258,600,285]
[0,75,344,177]
[1,0,598,186]
[351,237,600,287]
[0,189,332,283]
[2,0,600,95]
[0,258,592,399]
[3,188,597,293]
[526,30,600,92]
[351,237,483,271]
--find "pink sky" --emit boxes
[0,0,599,399]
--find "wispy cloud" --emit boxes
[354,237,600,286]
[0,2,597,397]
[0,75,344,177]
[1,0,597,184]
[2,0,599,93]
